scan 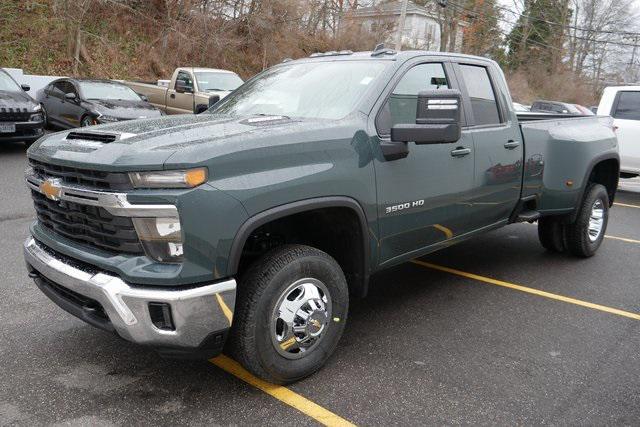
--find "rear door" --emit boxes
[373,59,477,265]
[610,91,640,173]
[453,62,523,228]
[167,70,195,114]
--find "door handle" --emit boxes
[170,93,176,99]
[504,140,520,149]
[450,147,471,157]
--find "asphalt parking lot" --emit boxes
[1,140,639,426]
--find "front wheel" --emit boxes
[565,184,609,257]
[227,244,349,384]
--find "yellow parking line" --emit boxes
[210,355,356,427]
[614,202,640,209]
[410,259,640,321]
[606,235,640,244]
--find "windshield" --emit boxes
[0,72,21,91]
[79,82,142,101]
[195,72,243,91]
[210,61,389,120]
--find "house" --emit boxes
[341,1,466,52]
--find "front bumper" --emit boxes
[24,237,236,357]
[0,120,44,142]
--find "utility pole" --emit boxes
[395,0,409,51]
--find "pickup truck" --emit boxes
[23,50,619,384]
[124,67,243,115]
[597,86,640,177]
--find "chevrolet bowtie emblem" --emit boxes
[40,178,62,201]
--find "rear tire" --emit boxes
[538,217,566,252]
[565,184,609,258]
[227,244,349,384]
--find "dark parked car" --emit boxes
[530,100,593,115]
[0,69,45,146]
[36,78,162,129]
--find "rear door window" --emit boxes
[614,91,640,120]
[376,63,449,136]
[458,65,501,126]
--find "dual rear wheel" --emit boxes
[538,183,609,257]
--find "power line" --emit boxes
[491,2,640,37]
[445,0,640,49]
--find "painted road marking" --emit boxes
[614,202,640,209]
[522,222,640,245]
[411,259,640,321]
[606,235,640,244]
[210,355,356,427]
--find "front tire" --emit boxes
[565,184,609,257]
[228,244,349,384]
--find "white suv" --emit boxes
[597,86,640,177]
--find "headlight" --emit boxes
[97,115,120,123]
[30,113,44,122]
[132,217,184,262]
[129,168,208,189]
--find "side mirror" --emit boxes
[175,80,193,94]
[64,92,77,101]
[21,84,30,92]
[208,94,220,108]
[391,89,462,144]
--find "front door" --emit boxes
[373,61,476,266]
[454,62,522,227]
[167,70,195,114]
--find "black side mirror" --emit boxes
[64,92,77,101]
[391,89,462,144]
[175,80,193,94]
[208,94,220,108]
[21,84,30,92]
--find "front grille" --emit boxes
[0,107,31,122]
[29,159,133,191]
[32,190,144,254]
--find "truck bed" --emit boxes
[517,114,617,213]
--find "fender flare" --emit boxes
[569,152,620,222]
[226,196,371,295]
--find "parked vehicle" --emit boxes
[36,79,162,129]
[572,104,595,116]
[512,102,530,112]
[530,100,580,114]
[0,68,45,145]
[597,86,640,177]
[24,50,619,384]
[124,68,243,115]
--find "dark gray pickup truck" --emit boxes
[23,50,619,384]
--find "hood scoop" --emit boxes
[65,131,136,148]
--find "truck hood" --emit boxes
[27,113,355,171]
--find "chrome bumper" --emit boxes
[24,237,236,350]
